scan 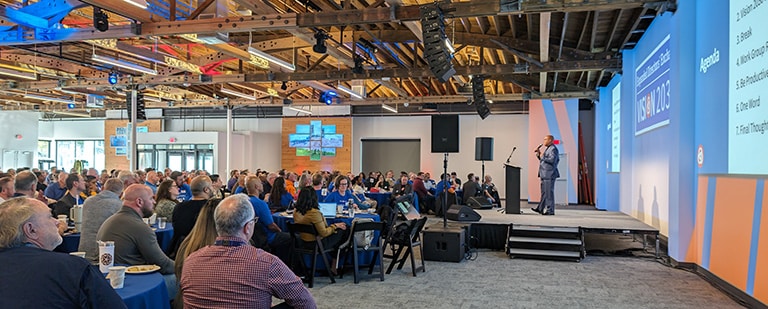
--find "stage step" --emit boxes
[508,236,583,246]
[506,224,585,262]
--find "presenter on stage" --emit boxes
[531,135,559,215]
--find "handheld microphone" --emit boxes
[534,144,542,152]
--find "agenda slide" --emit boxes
[729,0,768,175]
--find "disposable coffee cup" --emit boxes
[57,215,68,221]
[158,217,167,229]
[107,266,126,289]
[69,251,86,258]
[98,241,115,273]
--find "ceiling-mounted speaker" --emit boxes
[93,7,109,32]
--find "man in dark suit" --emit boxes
[532,135,560,215]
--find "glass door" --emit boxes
[167,152,183,171]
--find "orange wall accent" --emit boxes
[104,120,162,171]
[709,177,756,291]
[753,181,768,303]
[685,176,709,264]
[281,117,351,174]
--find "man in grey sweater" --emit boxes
[79,178,124,263]
[97,184,176,298]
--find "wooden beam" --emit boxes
[490,39,543,67]
[170,0,177,21]
[605,9,623,51]
[79,0,159,23]
[621,8,648,49]
[188,0,217,20]
[590,10,599,52]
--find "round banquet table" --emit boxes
[57,223,174,253]
[115,271,171,309]
[273,212,380,269]
[364,192,392,209]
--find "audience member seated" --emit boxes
[180,194,316,308]
[0,176,14,203]
[0,198,126,308]
[209,174,225,199]
[391,174,413,205]
[423,172,436,193]
[79,179,124,263]
[266,177,294,213]
[44,171,68,201]
[154,179,180,222]
[13,171,47,202]
[482,174,501,207]
[52,173,86,218]
[226,169,240,192]
[461,173,482,201]
[450,172,462,186]
[145,170,160,194]
[374,173,390,192]
[351,176,378,209]
[324,175,368,210]
[174,198,222,309]
[412,172,436,214]
[312,172,327,201]
[262,172,277,200]
[285,172,298,198]
[245,176,291,263]
[97,184,176,299]
[294,187,348,275]
[171,171,192,202]
[168,176,214,259]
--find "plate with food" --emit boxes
[126,265,160,274]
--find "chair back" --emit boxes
[410,217,428,241]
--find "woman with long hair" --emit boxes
[293,187,347,274]
[154,179,179,222]
[173,198,222,309]
[267,177,293,212]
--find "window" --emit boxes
[55,140,105,171]
[37,140,51,159]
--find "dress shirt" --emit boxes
[44,182,67,200]
[180,236,316,309]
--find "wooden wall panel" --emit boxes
[104,119,162,171]
[281,117,352,173]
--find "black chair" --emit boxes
[383,216,427,276]
[286,223,336,288]
[339,221,386,283]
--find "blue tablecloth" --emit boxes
[116,271,170,309]
[273,213,380,269]
[58,223,174,253]
[364,192,391,208]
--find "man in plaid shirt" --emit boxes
[180,194,316,308]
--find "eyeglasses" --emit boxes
[339,182,348,186]
[250,217,259,224]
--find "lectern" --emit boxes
[504,164,521,214]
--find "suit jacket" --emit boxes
[537,144,560,179]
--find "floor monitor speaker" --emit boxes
[446,205,481,222]
[466,196,493,210]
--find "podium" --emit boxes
[504,164,521,214]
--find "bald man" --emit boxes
[0,198,126,308]
[97,184,176,298]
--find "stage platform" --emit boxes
[424,207,660,255]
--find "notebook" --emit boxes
[318,203,338,218]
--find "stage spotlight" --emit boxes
[108,71,118,85]
[318,90,337,105]
[313,31,328,54]
[93,7,109,32]
[280,81,287,90]
[67,103,75,109]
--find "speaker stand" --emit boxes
[442,153,449,228]
[480,160,485,186]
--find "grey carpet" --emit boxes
[303,237,743,309]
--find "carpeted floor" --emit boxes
[304,235,744,309]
